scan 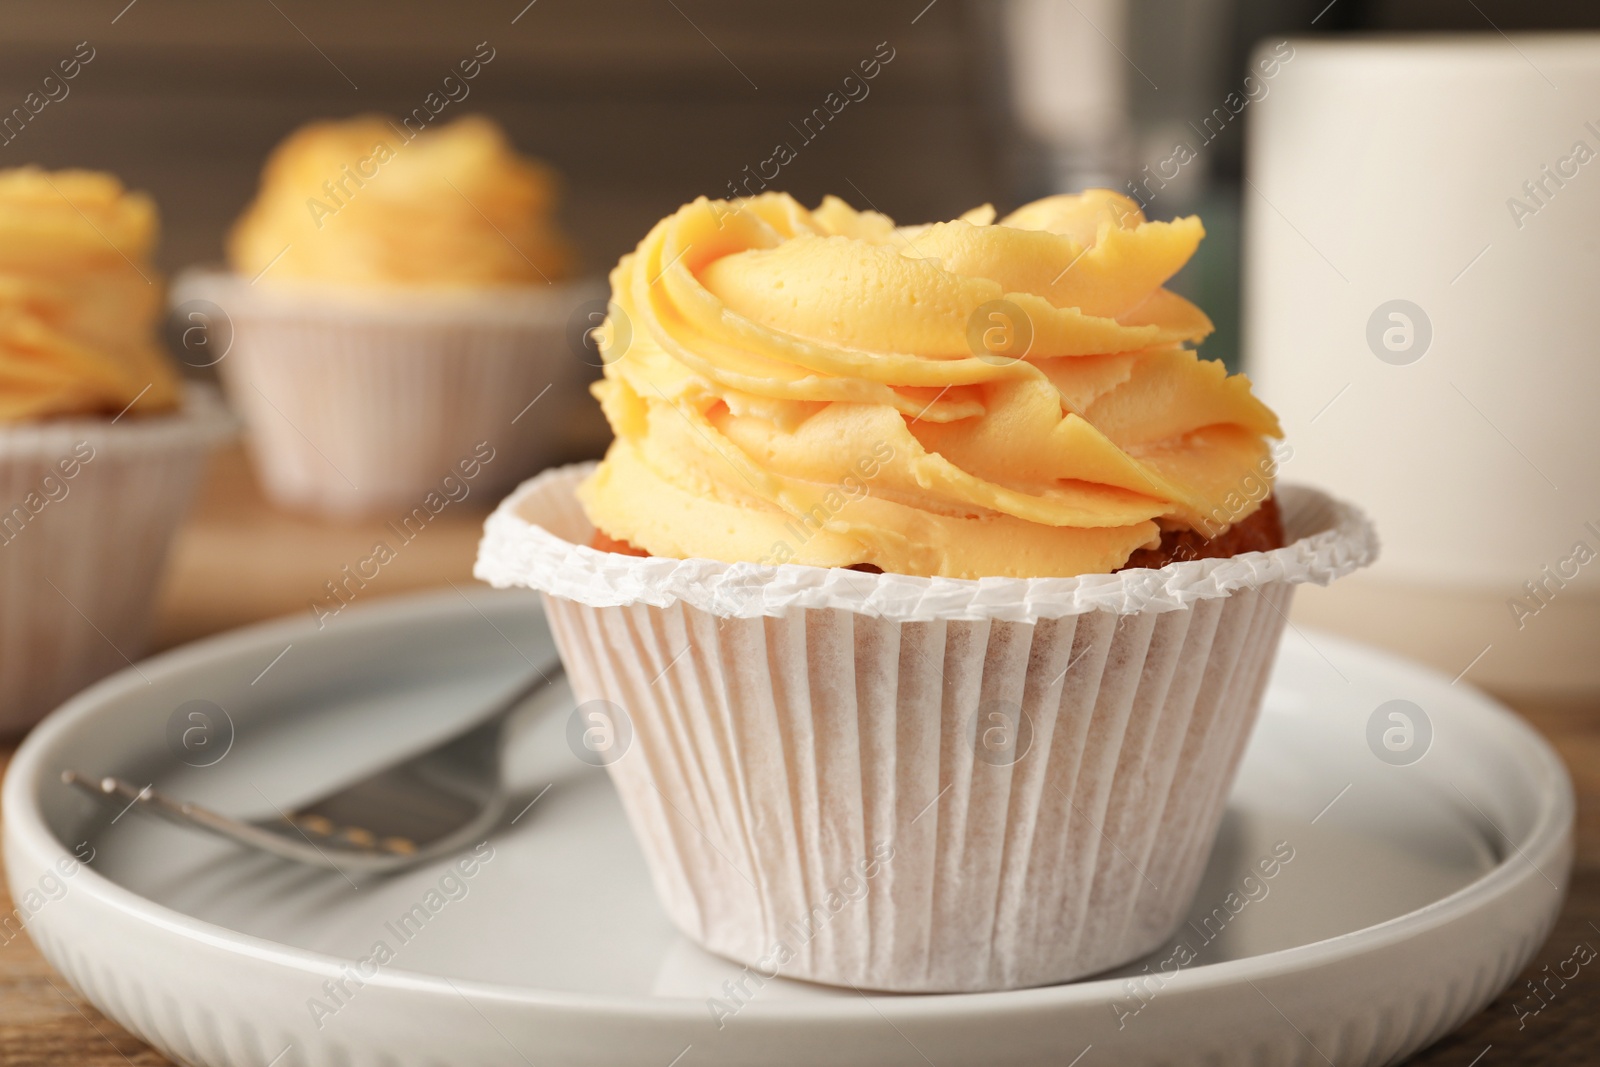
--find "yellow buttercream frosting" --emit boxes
[228,114,574,287]
[0,167,181,422]
[577,191,1283,578]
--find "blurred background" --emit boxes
[0,0,1593,370]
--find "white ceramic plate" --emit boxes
[3,589,1572,1067]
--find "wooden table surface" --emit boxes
[1,446,1596,1065]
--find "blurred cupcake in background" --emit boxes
[0,167,232,732]
[176,114,604,518]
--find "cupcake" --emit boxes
[176,114,604,517]
[0,167,232,732]
[476,190,1376,991]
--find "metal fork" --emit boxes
[63,666,560,875]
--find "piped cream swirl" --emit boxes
[0,168,180,422]
[577,190,1282,578]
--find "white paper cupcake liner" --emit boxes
[475,464,1378,992]
[0,384,234,732]
[173,270,606,518]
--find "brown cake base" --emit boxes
[591,529,651,558]
[589,496,1284,575]
[1118,496,1283,570]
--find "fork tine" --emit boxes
[58,662,563,875]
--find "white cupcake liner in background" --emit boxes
[475,465,1378,992]
[0,385,234,733]
[173,270,607,518]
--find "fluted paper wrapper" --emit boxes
[0,385,234,732]
[476,464,1378,992]
[174,271,606,518]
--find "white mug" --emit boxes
[1244,35,1600,693]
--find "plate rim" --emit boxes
[3,587,1575,1022]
